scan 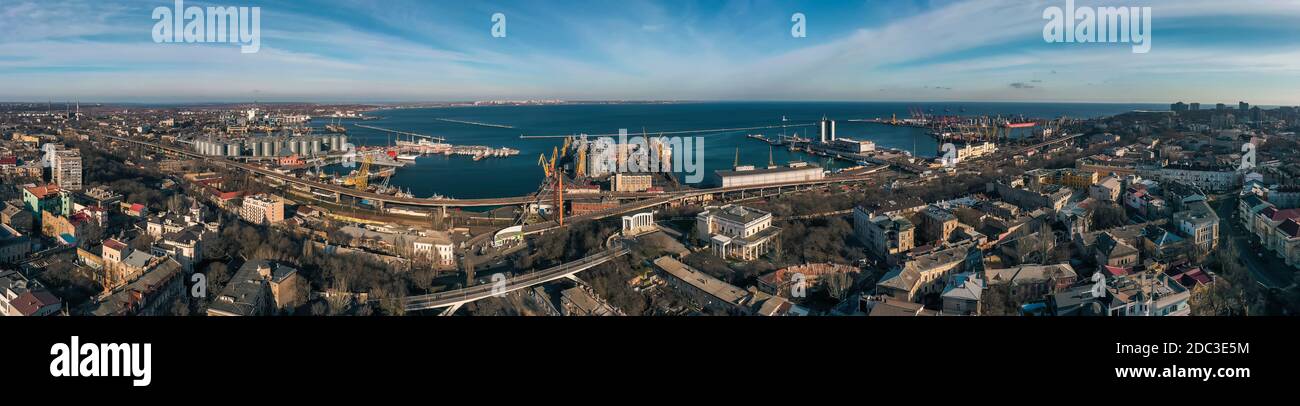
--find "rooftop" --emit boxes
[653,256,748,306]
[985,264,1077,285]
[714,163,822,178]
[705,204,771,226]
[23,184,59,199]
[941,273,984,302]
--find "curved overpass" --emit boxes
[404,245,630,312]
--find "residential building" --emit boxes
[0,224,31,263]
[41,210,92,245]
[208,260,303,316]
[853,207,915,262]
[0,270,62,316]
[984,264,1078,304]
[240,194,284,225]
[81,186,123,209]
[875,241,979,303]
[863,296,939,316]
[412,231,455,267]
[1090,176,1122,202]
[919,206,958,244]
[51,149,82,191]
[696,204,781,261]
[1153,163,1239,192]
[1106,272,1191,316]
[653,256,749,313]
[1029,168,1099,189]
[1142,226,1188,263]
[940,272,983,315]
[88,258,185,316]
[559,285,623,316]
[1095,232,1141,268]
[2,200,33,233]
[1124,183,1168,219]
[146,211,202,238]
[1045,284,1109,316]
[744,288,809,316]
[22,184,61,227]
[994,181,1072,213]
[1173,200,1219,254]
[151,226,206,272]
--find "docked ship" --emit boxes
[324,118,348,133]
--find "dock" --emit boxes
[434,118,515,129]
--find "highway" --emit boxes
[404,245,630,311]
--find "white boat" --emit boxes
[396,153,421,161]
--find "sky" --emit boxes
[1,0,1298,104]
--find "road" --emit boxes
[1216,195,1295,289]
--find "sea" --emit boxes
[318,102,1163,200]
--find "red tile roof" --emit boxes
[24,184,60,199]
[103,238,128,251]
[10,290,60,316]
[1104,265,1132,277]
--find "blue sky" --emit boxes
[2,0,1299,104]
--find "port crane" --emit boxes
[346,155,374,191]
[527,145,565,227]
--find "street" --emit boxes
[1216,195,1296,289]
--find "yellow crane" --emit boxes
[576,147,587,178]
[537,153,551,178]
[352,155,373,191]
[532,143,566,227]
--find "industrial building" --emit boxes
[713,162,823,188]
[192,134,349,158]
[819,117,836,143]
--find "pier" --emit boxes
[434,118,515,129]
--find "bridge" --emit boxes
[1014,133,1083,155]
[404,245,631,314]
